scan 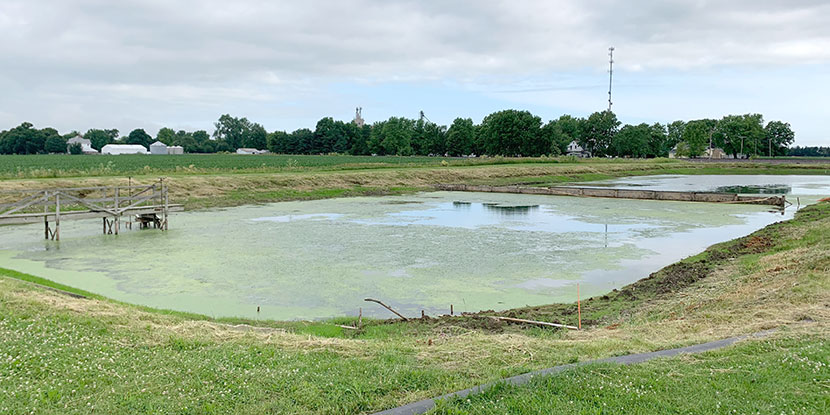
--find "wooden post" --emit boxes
[162,179,169,231]
[421,310,425,319]
[577,284,581,330]
[44,191,49,239]
[450,304,454,316]
[54,193,60,241]
[358,308,362,329]
[114,187,120,235]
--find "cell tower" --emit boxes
[607,47,614,112]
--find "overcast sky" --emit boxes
[1,0,828,145]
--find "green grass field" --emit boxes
[1,201,827,414]
[430,335,828,414]
[0,153,582,179]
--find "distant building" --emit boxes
[66,135,97,154]
[705,147,727,159]
[167,145,184,155]
[101,144,149,155]
[353,107,365,127]
[149,141,168,155]
[566,140,591,158]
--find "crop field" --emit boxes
[0,154,578,179]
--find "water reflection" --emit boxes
[481,203,539,216]
[715,184,791,194]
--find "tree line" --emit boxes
[0,110,797,158]
[787,146,830,157]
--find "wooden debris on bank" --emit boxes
[364,298,409,321]
[489,316,579,330]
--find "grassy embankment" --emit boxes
[1,155,829,209]
[1,199,827,414]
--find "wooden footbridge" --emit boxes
[435,184,788,207]
[0,179,183,241]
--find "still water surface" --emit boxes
[1,175,828,320]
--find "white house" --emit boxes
[149,141,168,155]
[66,135,97,154]
[566,140,591,158]
[167,145,184,155]
[101,144,149,155]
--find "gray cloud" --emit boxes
[1,0,828,141]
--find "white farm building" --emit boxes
[566,140,591,158]
[101,144,149,155]
[66,135,98,154]
[149,141,168,155]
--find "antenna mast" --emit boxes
[607,47,614,112]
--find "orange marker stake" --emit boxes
[577,284,581,330]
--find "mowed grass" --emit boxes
[1,201,828,414]
[2,155,829,210]
[430,335,828,415]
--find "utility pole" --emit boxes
[607,47,615,112]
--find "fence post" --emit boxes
[114,187,120,235]
[54,193,60,241]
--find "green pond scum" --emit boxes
[2,174,829,321]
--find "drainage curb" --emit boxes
[372,330,775,415]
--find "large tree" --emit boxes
[412,119,446,156]
[764,121,795,157]
[666,121,685,155]
[213,114,256,150]
[289,128,314,154]
[244,123,268,150]
[612,123,650,158]
[266,131,290,153]
[379,117,415,156]
[478,110,544,156]
[555,114,583,152]
[156,127,176,145]
[445,118,476,156]
[313,117,353,154]
[683,119,718,157]
[84,128,118,150]
[580,111,619,157]
[126,128,153,148]
[713,114,764,158]
[0,122,46,154]
[350,124,372,155]
[43,128,66,153]
[648,123,668,157]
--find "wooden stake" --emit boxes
[577,283,581,330]
[337,325,359,330]
[364,298,408,321]
[358,307,362,329]
[421,310,425,319]
[489,316,578,330]
[450,304,454,316]
[54,193,60,241]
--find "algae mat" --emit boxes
[0,184,821,320]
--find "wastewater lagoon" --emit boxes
[1,175,829,320]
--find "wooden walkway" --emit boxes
[435,184,787,207]
[0,179,183,240]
